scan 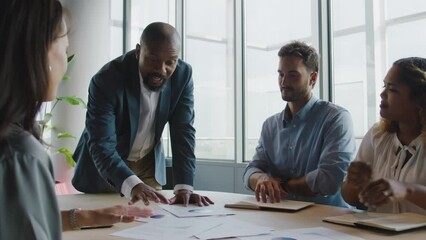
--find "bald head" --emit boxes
[136,22,181,91]
[140,22,181,51]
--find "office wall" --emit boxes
[194,162,252,194]
[52,0,112,192]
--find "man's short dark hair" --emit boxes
[140,22,181,50]
[278,41,319,72]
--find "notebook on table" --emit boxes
[224,196,314,212]
[323,212,426,232]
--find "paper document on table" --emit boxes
[194,217,274,240]
[136,211,171,223]
[323,212,426,232]
[159,204,235,217]
[224,196,314,211]
[110,217,223,240]
[239,227,365,240]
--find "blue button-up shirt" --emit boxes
[243,97,356,207]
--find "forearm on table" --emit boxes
[248,172,267,190]
[341,181,364,207]
[61,209,92,232]
[405,183,426,210]
[285,176,316,197]
[61,210,72,231]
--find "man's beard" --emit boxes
[143,73,168,91]
[281,85,309,102]
[281,87,299,102]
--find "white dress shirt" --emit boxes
[121,72,193,198]
[121,73,159,198]
[127,73,159,161]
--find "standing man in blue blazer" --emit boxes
[72,22,213,207]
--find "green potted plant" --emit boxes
[38,54,86,167]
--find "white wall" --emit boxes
[52,0,112,193]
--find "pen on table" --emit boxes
[81,225,113,230]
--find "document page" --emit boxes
[160,204,234,217]
[239,227,365,240]
[114,215,273,239]
[111,217,222,240]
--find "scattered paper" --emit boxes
[113,213,273,239]
[194,217,274,240]
[160,204,235,218]
[136,211,169,223]
[239,227,365,240]
[111,217,222,240]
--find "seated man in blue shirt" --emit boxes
[243,41,356,207]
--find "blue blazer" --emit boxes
[72,50,196,193]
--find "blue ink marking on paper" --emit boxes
[150,214,165,219]
[188,209,213,213]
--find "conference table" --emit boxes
[58,190,426,240]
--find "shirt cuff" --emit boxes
[173,184,193,194]
[121,175,143,198]
[305,170,318,194]
[243,168,263,190]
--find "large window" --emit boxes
[123,0,426,162]
[332,0,426,146]
[332,0,368,142]
[185,0,235,160]
[129,0,175,48]
[110,0,124,58]
[245,0,319,160]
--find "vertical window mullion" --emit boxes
[365,0,385,129]
[235,0,244,163]
[176,0,185,60]
[318,0,332,102]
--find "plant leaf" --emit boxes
[45,125,56,131]
[57,148,76,167]
[57,133,77,139]
[44,113,52,123]
[67,54,75,63]
[62,54,75,81]
[56,96,87,109]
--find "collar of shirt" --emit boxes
[126,72,159,161]
[282,96,319,127]
[139,72,153,96]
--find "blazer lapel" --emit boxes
[126,66,140,148]
[155,79,171,142]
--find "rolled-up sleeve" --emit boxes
[243,122,272,190]
[305,109,356,195]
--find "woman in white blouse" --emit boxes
[342,57,426,214]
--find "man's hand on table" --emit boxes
[169,189,214,207]
[253,173,288,203]
[128,183,170,206]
